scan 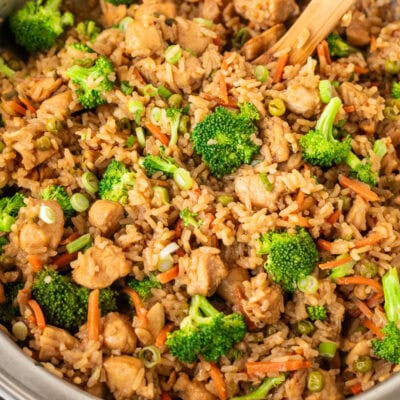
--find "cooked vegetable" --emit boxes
[306,305,327,321]
[327,33,358,58]
[75,20,100,42]
[41,185,74,218]
[231,375,285,400]
[0,193,25,232]
[127,274,162,300]
[0,57,15,78]
[166,107,183,146]
[319,342,337,358]
[307,371,325,392]
[0,281,23,327]
[179,208,203,228]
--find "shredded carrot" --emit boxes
[219,72,229,105]
[322,40,331,64]
[27,255,43,273]
[327,209,341,225]
[338,175,379,202]
[293,215,311,228]
[0,283,6,304]
[175,218,183,239]
[87,289,100,341]
[343,105,356,113]
[367,291,384,308]
[370,36,377,53]
[132,68,145,85]
[273,53,289,83]
[355,299,374,320]
[317,43,326,66]
[60,232,80,245]
[209,363,227,400]
[317,238,332,252]
[155,323,174,347]
[335,276,383,292]
[350,382,363,395]
[157,265,179,284]
[53,252,78,268]
[319,256,353,270]
[354,65,369,75]
[362,319,384,339]
[28,299,46,331]
[161,393,172,400]
[18,96,36,113]
[247,360,312,376]
[353,232,383,248]
[122,287,148,328]
[144,121,169,146]
[8,100,26,115]
[296,190,305,211]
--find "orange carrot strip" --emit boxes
[273,53,289,83]
[319,256,353,270]
[60,232,80,245]
[18,96,36,113]
[132,68,145,85]
[155,323,174,347]
[355,299,374,320]
[317,238,332,252]
[52,252,78,268]
[219,73,229,105]
[144,121,169,146]
[370,36,377,53]
[27,299,46,331]
[338,175,379,202]
[367,291,384,308]
[354,65,369,75]
[27,255,43,273]
[296,190,305,211]
[343,105,356,113]
[335,276,383,292]
[0,283,6,304]
[87,289,100,341]
[322,40,331,64]
[327,209,341,225]
[209,363,227,400]
[8,100,26,115]
[293,215,311,228]
[362,319,384,339]
[247,360,312,376]
[317,43,325,65]
[157,265,179,284]
[353,233,383,248]
[122,287,148,328]
[351,383,363,395]
[161,393,172,400]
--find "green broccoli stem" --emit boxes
[231,375,286,400]
[315,97,341,141]
[345,151,362,171]
[373,139,387,159]
[382,268,400,323]
[0,215,16,233]
[0,58,15,78]
[190,295,220,322]
[67,65,91,84]
[45,0,62,12]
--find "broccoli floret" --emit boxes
[191,103,260,178]
[98,159,136,204]
[392,82,400,99]
[32,268,117,332]
[66,55,115,109]
[0,57,15,78]
[231,375,286,400]
[0,281,23,327]
[71,43,94,53]
[0,193,25,233]
[329,255,355,281]
[105,0,135,4]
[180,208,202,228]
[259,228,319,292]
[142,153,193,190]
[120,81,134,96]
[75,20,100,43]
[127,274,162,300]
[9,0,74,53]
[166,108,183,146]
[306,305,327,321]
[40,185,74,218]
[300,97,351,167]
[327,33,358,58]
[166,295,246,363]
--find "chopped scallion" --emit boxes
[66,233,92,254]
[70,193,90,212]
[82,171,99,194]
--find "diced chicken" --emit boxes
[88,200,124,237]
[100,1,127,27]
[36,91,73,121]
[39,326,78,361]
[199,0,221,21]
[71,236,131,289]
[235,174,280,210]
[103,312,137,354]
[217,267,250,305]
[176,17,213,56]
[284,370,307,400]
[26,77,62,102]
[345,195,368,231]
[241,273,284,328]
[262,117,290,163]
[103,356,145,400]
[181,247,228,297]
[125,20,164,58]
[284,83,320,117]
[346,12,370,46]
[19,200,64,257]
[135,0,176,20]
[233,0,299,29]
[173,373,216,400]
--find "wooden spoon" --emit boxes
[254,0,356,65]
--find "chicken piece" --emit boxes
[234,174,280,210]
[346,12,370,46]
[217,267,250,305]
[103,312,137,354]
[88,200,124,237]
[26,77,62,102]
[100,1,127,27]
[176,17,213,56]
[233,0,299,29]
[345,195,368,231]
[36,91,73,121]
[169,55,205,94]
[181,247,228,297]
[71,236,131,289]
[263,117,290,163]
[241,273,284,328]
[19,200,64,257]
[135,0,176,20]
[39,325,78,361]
[125,19,164,58]
[199,0,221,21]
[173,373,216,400]
[284,370,307,400]
[103,356,144,400]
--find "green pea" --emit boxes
[359,262,378,278]
[307,371,325,392]
[295,320,315,335]
[35,136,52,151]
[216,195,234,206]
[46,118,63,133]
[383,106,399,121]
[168,94,183,108]
[340,196,352,212]
[268,98,286,117]
[179,115,189,134]
[385,60,400,74]
[353,355,373,373]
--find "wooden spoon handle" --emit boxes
[254,0,356,65]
